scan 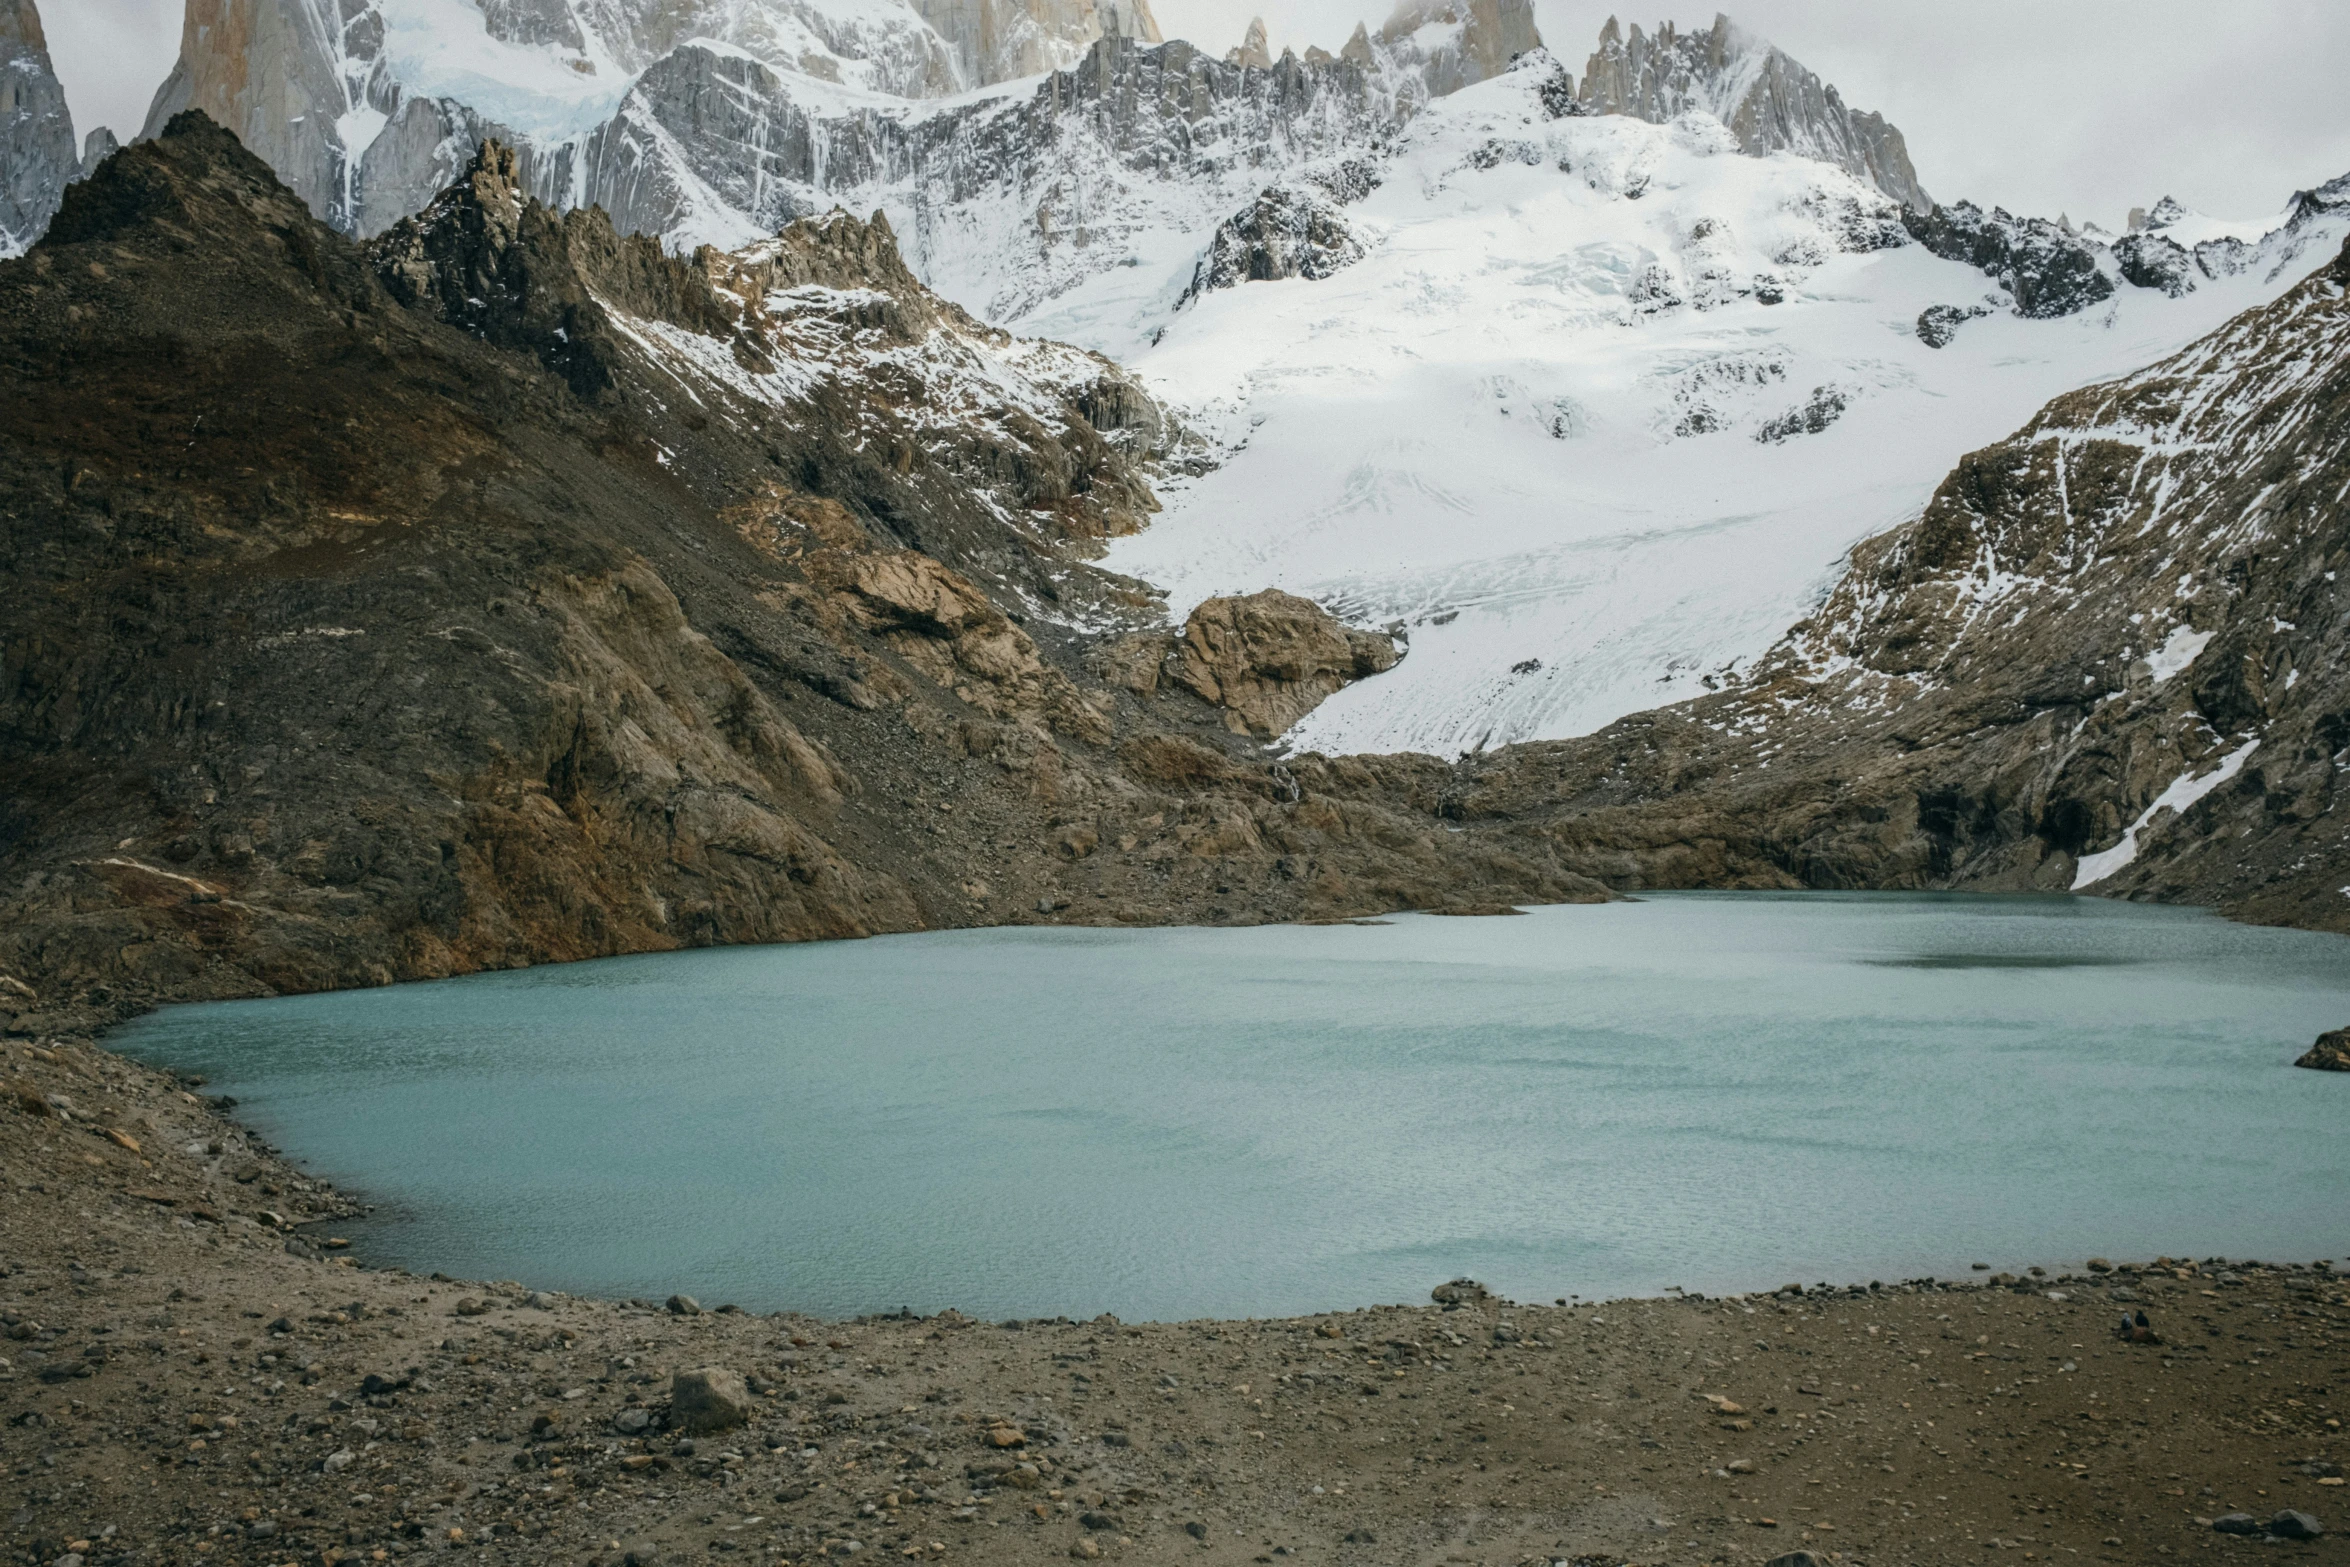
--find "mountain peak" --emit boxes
[0,0,79,256]
[1577,12,1929,211]
[1226,17,1273,69]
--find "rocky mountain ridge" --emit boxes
[0,115,1612,1035]
[1575,12,1929,211]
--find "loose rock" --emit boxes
[670,1366,753,1434]
[2296,1029,2350,1071]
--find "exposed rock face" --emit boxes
[1915,301,1991,348]
[0,116,1616,1027]
[139,0,394,233]
[2111,230,2197,297]
[79,126,120,178]
[1902,200,2115,319]
[910,0,1164,87]
[0,0,78,255]
[1173,591,1402,739]
[1372,0,1544,99]
[2298,1029,2350,1071]
[1226,15,1273,69]
[575,36,1408,321]
[1178,183,1368,306]
[1576,13,1930,212]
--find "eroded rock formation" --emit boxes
[1172,591,1403,739]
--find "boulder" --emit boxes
[2296,1029,2350,1071]
[1174,590,1399,739]
[670,1367,754,1435]
[2271,1510,2324,1540]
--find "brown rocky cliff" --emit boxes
[1172,589,1401,739]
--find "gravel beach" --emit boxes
[5,1035,2344,1567]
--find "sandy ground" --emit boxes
[5,1033,2346,1567]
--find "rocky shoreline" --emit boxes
[7,1028,2346,1567]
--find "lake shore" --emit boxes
[7,1031,2346,1567]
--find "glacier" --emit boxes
[1095,57,2350,757]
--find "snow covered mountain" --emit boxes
[130,0,1162,235]
[1577,13,1928,212]
[1093,54,2350,758]
[126,0,1534,248]
[31,2,2349,770]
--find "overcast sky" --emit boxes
[41,0,2350,227]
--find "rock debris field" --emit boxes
[4,1035,2345,1567]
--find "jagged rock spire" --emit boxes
[1227,17,1274,69]
[0,0,81,255]
[1577,12,1931,212]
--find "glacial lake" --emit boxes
[111,893,2350,1320]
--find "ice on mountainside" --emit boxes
[1101,48,2350,759]
[0,0,85,257]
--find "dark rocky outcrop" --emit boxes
[1178,184,1369,308]
[1902,201,2115,319]
[2297,1030,2350,1071]
[1916,302,1992,348]
[2112,230,2198,297]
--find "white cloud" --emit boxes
[41,0,180,147]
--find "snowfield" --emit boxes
[1084,57,2345,758]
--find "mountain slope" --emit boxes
[1460,230,2350,931]
[0,117,1609,1030]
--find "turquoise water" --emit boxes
[110,893,2350,1320]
